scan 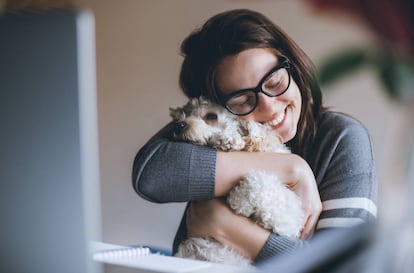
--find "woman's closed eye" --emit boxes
[263,69,289,94]
[231,94,254,106]
[264,81,282,92]
[264,72,284,90]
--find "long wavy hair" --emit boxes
[179,9,326,152]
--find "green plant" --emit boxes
[317,47,414,101]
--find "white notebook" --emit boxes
[91,241,252,273]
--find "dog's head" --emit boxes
[169,97,245,151]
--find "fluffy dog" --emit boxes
[169,97,304,266]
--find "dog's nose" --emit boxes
[174,121,187,135]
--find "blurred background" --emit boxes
[3,0,413,264]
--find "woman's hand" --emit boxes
[186,198,270,260]
[287,155,322,240]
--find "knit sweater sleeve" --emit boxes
[132,122,216,203]
[255,112,378,263]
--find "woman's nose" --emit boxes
[255,93,277,115]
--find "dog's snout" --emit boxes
[174,121,187,135]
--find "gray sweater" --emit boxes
[132,111,378,263]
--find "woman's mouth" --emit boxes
[265,109,286,128]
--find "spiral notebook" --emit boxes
[92,242,252,273]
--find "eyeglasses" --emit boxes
[220,58,291,116]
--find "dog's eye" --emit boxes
[204,112,218,121]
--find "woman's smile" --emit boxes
[265,108,286,128]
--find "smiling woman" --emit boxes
[132,8,377,265]
[215,49,301,144]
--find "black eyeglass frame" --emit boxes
[219,58,291,116]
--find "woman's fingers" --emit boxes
[300,203,322,240]
[287,157,322,240]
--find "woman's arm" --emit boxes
[133,123,217,203]
[186,198,307,262]
[133,123,322,227]
[186,199,270,260]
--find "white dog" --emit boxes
[169,97,305,266]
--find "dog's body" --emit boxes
[169,97,304,266]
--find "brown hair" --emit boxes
[179,9,326,152]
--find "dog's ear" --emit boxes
[169,106,183,120]
[238,119,253,136]
[209,132,245,151]
[198,96,211,106]
[227,133,246,151]
[189,97,200,107]
[238,120,266,152]
[239,119,271,138]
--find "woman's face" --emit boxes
[216,48,302,143]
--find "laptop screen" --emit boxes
[0,9,101,273]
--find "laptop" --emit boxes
[0,9,101,273]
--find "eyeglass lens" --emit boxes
[226,66,290,115]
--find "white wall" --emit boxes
[77,0,413,249]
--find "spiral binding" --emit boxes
[93,247,151,260]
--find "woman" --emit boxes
[132,9,377,263]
